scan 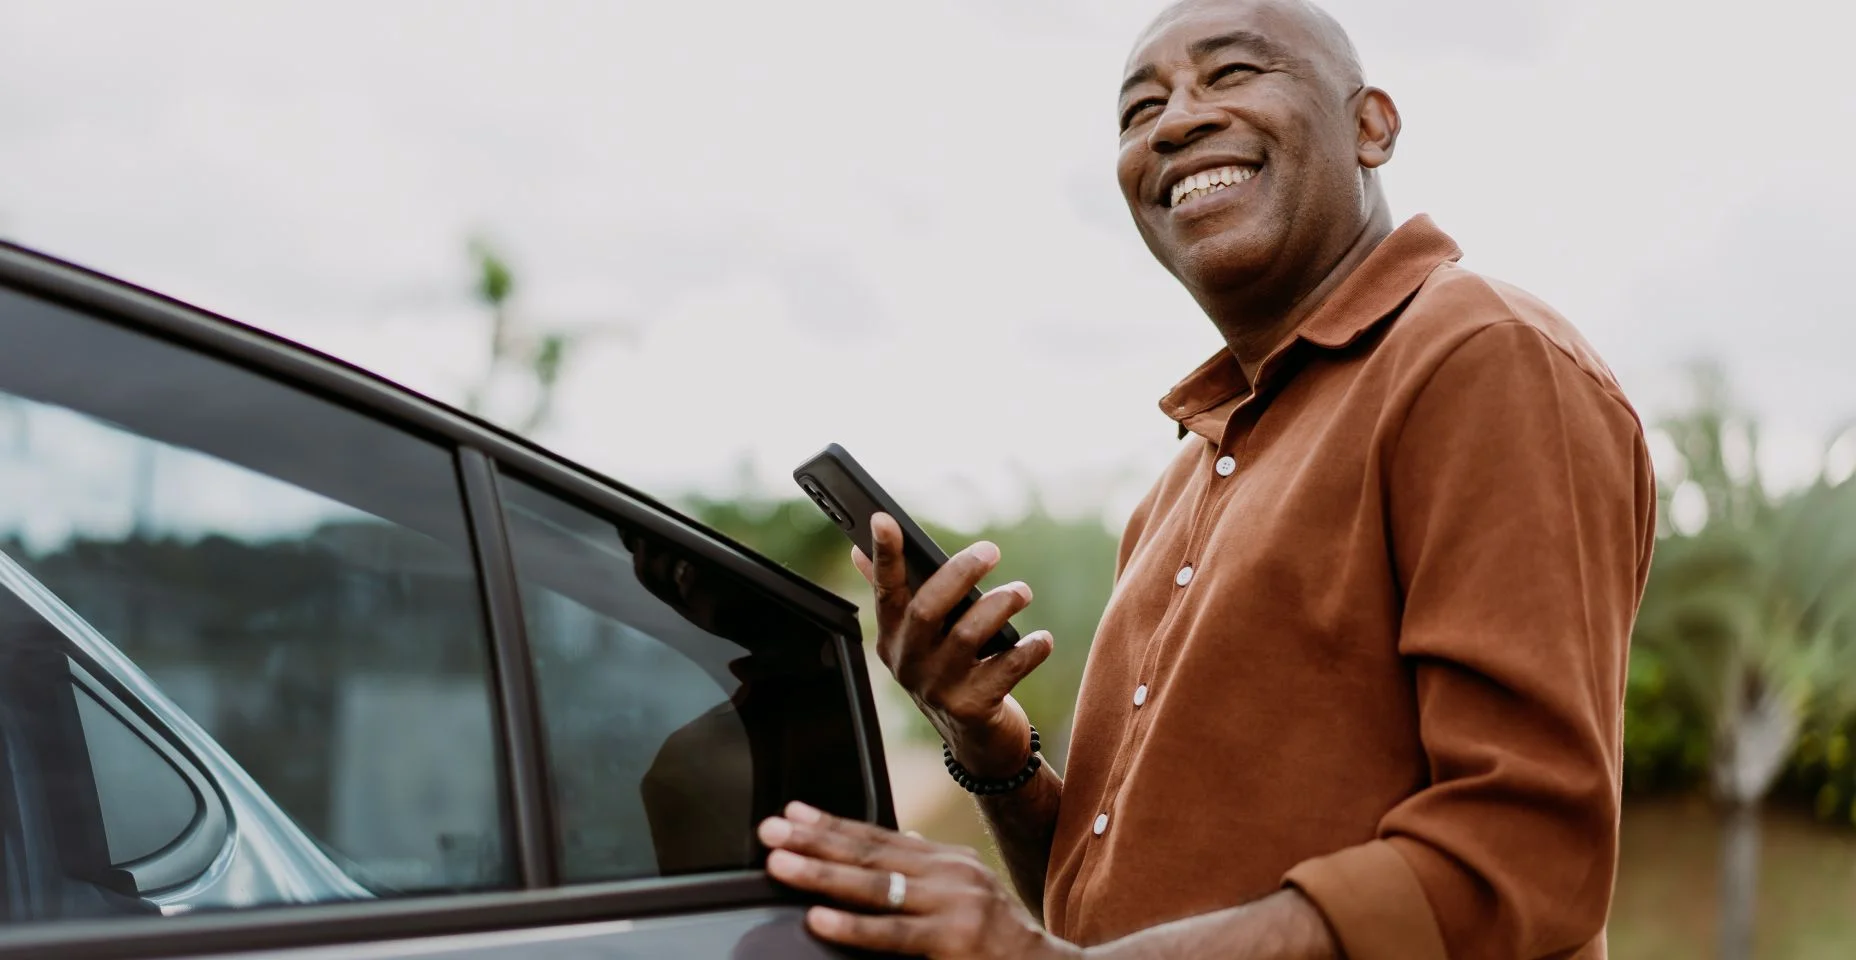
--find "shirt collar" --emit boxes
[1160,215,1463,443]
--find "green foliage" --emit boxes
[469,238,515,308]
[1624,647,1712,793]
[937,507,1120,757]
[1628,363,1856,809]
[683,491,1120,758]
[532,333,568,390]
[459,237,614,435]
[685,493,853,595]
[1782,716,1856,828]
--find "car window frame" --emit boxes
[0,241,894,960]
[493,467,884,884]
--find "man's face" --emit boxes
[1116,0,1366,293]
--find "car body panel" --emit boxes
[206,906,843,959]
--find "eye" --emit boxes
[1120,97,1165,131]
[1209,62,1261,86]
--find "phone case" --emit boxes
[794,444,1020,659]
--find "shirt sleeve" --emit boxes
[1282,320,1656,960]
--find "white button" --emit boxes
[1133,684,1149,707]
[1215,456,1237,477]
[1175,565,1194,587]
[1093,813,1109,836]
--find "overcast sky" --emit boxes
[3,0,1852,530]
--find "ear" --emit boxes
[1356,87,1400,170]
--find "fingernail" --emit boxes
[787,801,822,823]
[1010,581,1033,602]
[1018,630,1052,647]
[768,849,804,876]
[971,541,1000,564]
[758,817,792,845]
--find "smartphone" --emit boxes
[794,444,1020,660]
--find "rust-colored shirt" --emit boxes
[1043,217,1655,960]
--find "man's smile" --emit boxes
[1161,161,1264,216]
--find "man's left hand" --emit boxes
[759,802,1080,959]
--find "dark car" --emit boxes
[0,241,896,958]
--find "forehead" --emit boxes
[1124,0,1319,77]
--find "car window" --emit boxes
[498,475,869,883]
[73,683,199,865]
[0,286,513,924]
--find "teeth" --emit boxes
[1169,165,1258,208]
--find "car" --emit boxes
[0,240,898,958]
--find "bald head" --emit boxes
[1140,0,1364,98]
[1114,0,1400,340]
[1277,0,1364,89]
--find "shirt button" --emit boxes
[1215,456,1236,477]
[1175,564,1194,587]
[1133,684,1149,707]
[1093,813,1109,836]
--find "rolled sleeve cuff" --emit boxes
[1282,839,1448,960]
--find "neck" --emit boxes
[1196,205,1394,386]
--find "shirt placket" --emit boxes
[1067,399,1263,916]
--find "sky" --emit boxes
[3,0,1853,532]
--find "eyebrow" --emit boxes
[1119,29,1293,100]
[1119,65,1158,98]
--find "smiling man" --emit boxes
[757,1,1656,958]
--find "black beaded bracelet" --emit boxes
[943,725,1042,796]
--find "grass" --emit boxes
[1610,794,1856,959]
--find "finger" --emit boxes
[766,850,950,915]
[758,815,933,873]
[869,514,913,639]
[971,630,1056,702]
[905,540,1002,637]
[942,581,1033,658]
[850,546,874,585]
[805,907,939,956]
[780,802,940,851]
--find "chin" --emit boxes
[1166,231,1278,292]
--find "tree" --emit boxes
[1632,364,1856,960]
[461,238,631,436]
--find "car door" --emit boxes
[0,242,895,958]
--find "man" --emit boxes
[757,0,1655,957]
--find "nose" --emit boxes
[1148,88,1228,154]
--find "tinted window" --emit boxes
[499,476,867,882]
[0,286,512,922]
[74,686,198,865]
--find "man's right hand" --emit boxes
[852,513,1055,779]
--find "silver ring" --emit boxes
[885,871,907,911]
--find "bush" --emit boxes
[1781,717,1856,828]
[1622,647,1711,795]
